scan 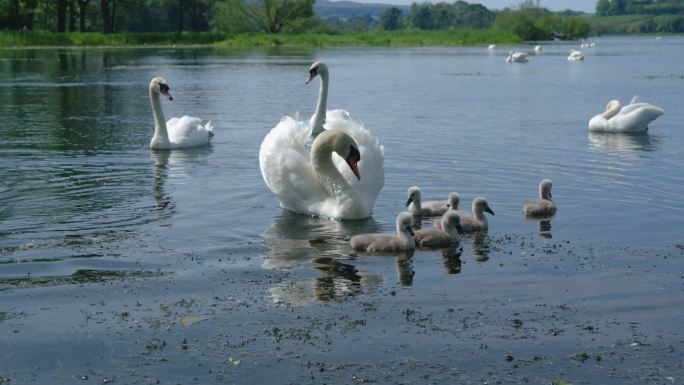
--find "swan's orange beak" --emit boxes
[160,84,173,100]
[346,146,361,180]
[306,68,317,84]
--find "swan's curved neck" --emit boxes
[311,134,353,204]
[443,223,460,241]
[150,90,169,144]
[311,71,329,137]
[602,101,621,120]
[473,205,487,222]
[396,222,415,248]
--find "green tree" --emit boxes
[596,0,610,16]
[409,2,433,29]
[237,0,314,33]
[208,0,257,33]
[380,6,401,30]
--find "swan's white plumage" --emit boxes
[259,62,384,220]
[588,97,664,133]
[567,50,584,61]
[506,51,529,63]
[149,77,214,150]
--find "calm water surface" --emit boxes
[1,36,683,382]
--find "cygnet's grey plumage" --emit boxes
[350,212,415,252]
[459,196,495,232]
[433,192,466,230]
[414,211,464,248]
[522,179,556,217]
[406,186,449,216]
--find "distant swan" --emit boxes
[350,212,415,251]
[506,51,529,63]
[459,197,495,233]
[588,97,664,133]
[534,45,543,52]
[522,179,556,217]
[567,50,584,61]
[406,186,449,217]
[488,44,497,50]
[259,61,384,220]
[414,211,464,248]
[148,77,214,150]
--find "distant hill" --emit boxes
[315,0,410,19]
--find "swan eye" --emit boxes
[309,68,317,77]
[159,83,169,92]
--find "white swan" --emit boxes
[459,196,495,233]
[567,50,584,61]
[414,211,464,248]
[534,45,543,52]
[506,51,529,63]
[522,179,556,217]
[588,97,665,133]
[350,212,415,252]
[406,186,450,217]
[259,62,384,220]
[148,77,214,150]
[488,44,497,50]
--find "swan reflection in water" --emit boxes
[588,132,660,154]
[150,150,175,218]
[470,231,490,263]
[263,212,390,305]
[149,146,213,219]
[441,245,463,275]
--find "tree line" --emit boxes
[595,0,684,16]
[7,0,684,39]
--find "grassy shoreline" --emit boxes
[0,30,520,48]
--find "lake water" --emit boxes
[1,36,683,384]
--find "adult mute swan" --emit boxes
[350,212,415,252]
[588,97,664,133]
[458,197,495,233]
[259,61,384,220]
[522,179,556,217]
[414,211,464,248]
[406,186,450,217]
[506,51,529,63]
[148,77,214,150]
[567,50,584,61]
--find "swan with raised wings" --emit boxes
[588,96,664,133]
[148,77,214,150]
[259,61,384,220]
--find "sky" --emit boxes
[347,0,597,13]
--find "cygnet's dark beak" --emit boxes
[406,226,414,237]
[485,206,495,215]
[405,197,413,207]
[456,223,465,235]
